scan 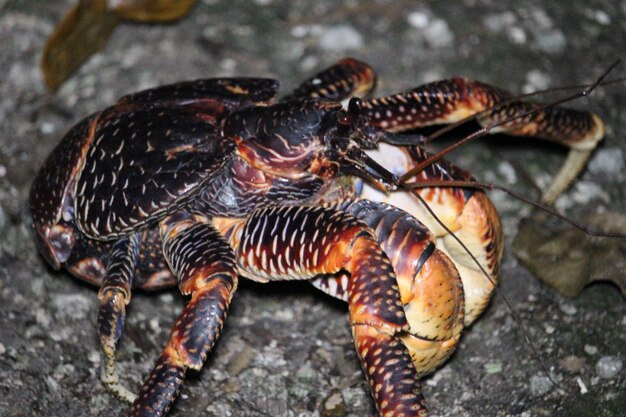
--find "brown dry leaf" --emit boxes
[513,210,626,297]
[42,0,119,90]
[110,0,197,22]
[41,0,197,90]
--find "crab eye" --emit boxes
[348,97,362,118]
[338,114,352,126]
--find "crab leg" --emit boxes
[285,57,377,101]
[127,213,237,417]
[312,200,465,376]
[98,232,141,402]
[214,205,428,416]
[363,77,604,203]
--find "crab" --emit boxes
[30,58,604,417]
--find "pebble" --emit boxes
[524,69,551,93]
[422,18,454,49]
[588,147,624,178]
[484,362,502,374]
[88,350,101,364]
[497,161,517,184]
[322,390,345,416]
[530,373,553,396]
[51,293,93,320]
[407,11,430,29]
[595,356,622,379]
[318,25,363,51]
[296,361,316,379]
[158,292,174,303]
[535,29,567,54]
[559,303,577,315]
[584,344,599,355]
[594,10,611,25]
[52,363,75,380]
[575,376,589,394]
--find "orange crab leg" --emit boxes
[214,205,427,416]
[362,77,604,203]
[312,200,465,376]
[127,213,238,417]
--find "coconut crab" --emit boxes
[30,58,604,417]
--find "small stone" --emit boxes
[407,10,430,29]
[88,350,101,364]
[296,361,316,380]
[35,308,52,328]
[535,29,567,54]
[322,390,346,417]
[45,375,60,394]
[460,391,474,402]
[594,10,611,25]
[595,356,622,379]
[497,161,517,184]
[52,363,76,380]
[39,121,56,135]
[422,18,454,49]
[559,303,577,315]
[584,344,599,355]
[575,376,589,394]
[51,293,92,320]
[148,318,160,332]
[523,69,551,93]
[318,25,363,51]
[158,293,174,303]
[0,343,5,355]
[588,148,624,178]
[484,362,502,374]
[530,373,553,396]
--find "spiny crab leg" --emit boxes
[98,232,141,403]
[127,213,238,417]
[214,205,428,417]
[361,77,604,204]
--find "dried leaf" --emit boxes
[41,0,197,90]
[110,0,197,22]
[42,0,120,90]
[513,211,626,297]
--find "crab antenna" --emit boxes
[400,59,621,182]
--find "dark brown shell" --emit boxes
[74,78,281,239]
[74,105,234,239]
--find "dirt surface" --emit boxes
[0,1,624,417]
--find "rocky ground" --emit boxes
[0,1,624,416]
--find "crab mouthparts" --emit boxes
[339,147,399,193]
